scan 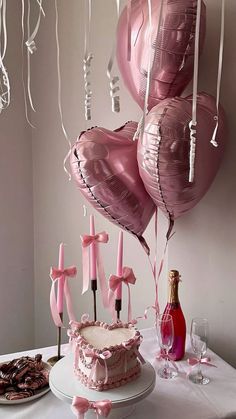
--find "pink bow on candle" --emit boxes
[84,349,112,384]
[50,266,77,327]
[187,356,217,376]
[71,396,112,419]
[80,232,109,308]
[109,267,136,322]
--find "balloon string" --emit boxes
[127,0,131,62]
[189,0,201,183]
[83,0,93,121]
[106,0,120,113]
[211,0,225,148]
[54,0,72,180]
[21,0,35,128]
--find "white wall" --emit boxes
[31,0,236,369]
[0,1,34,354]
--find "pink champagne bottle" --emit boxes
[164,270,186,360]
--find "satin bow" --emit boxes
[122,339,145,373]
[71,396,112,419]
[84,349,112,384]
[187,356,217,376]
[109,266,136,322]
[156,351,179,372]
[50,265,77,327]
[80,232,109,308]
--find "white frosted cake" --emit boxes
[68,320,144,391]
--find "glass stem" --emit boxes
[198,355,203,379]
[164,349,169,374]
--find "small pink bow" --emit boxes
[156,351,179,372]
[84,349,112,384]
[71,396,112,419]
[109,267,136,322]
[187,356,217,376]
[50,265,77,327]
[122,339,145,372]
[80,232,109,308]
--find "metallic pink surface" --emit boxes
[137,93,227,220]
[116,0,206,110]
[70,122,155,248]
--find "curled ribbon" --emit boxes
[83,0,93,121]
[106,0,120,113]
[71,396,112,419]
[80,232,109,308]
[156,351,179,372]
[189,0,201,182]
[109,266,136,322]
[50,266,77,327]
[187,356,217,377]
[0,0,10,111]
[84,349,112,385]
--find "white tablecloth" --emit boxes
[1,328,236,419]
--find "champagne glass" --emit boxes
[189,317,210,385]
[156,313,178,379]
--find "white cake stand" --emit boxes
[49,353,156,419]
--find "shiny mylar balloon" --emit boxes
[137,93,227,220]
[116,0,206,111]
[70,122,155,252]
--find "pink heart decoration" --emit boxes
[116,0,206,111]
[70,122,155,252]
[137,93,227,220]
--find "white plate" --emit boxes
[0,360,51,405]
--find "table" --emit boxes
[1,328,236,419]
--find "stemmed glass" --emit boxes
[189,317,210,385]
[156,313,178,379]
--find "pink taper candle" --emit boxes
[90,215,97,280]
[57,243,65,314]
[116,231,123,300]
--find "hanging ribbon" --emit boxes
[49,265,77,327]
[83,0,93,121]
[80,232,109,308]
[122,340,145,373]
[189,0,201,182]
[109,266,136,322]
[187,356,217,377]
[25,0,45,114]
[84,349,112,385]
[211,0,225,147]
[54,0,72,179]
[0,0,10,111]
[106,0,120,113]
[133,0,164,141]
[71,396,112,419]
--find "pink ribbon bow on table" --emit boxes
[50,266,77,327]
[109,266,136,322]
[156,351,179,372]
[187,356,217,376]
[84,349,112,384]
[71,396,112,419]
[80,232,109,308]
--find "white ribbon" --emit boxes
[106,0,120,113]
[83,0,93,121]
[55,0,72,180]
[189,0,201,183]
[0,0,10,112]
[211,0,225,148]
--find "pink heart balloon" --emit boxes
[116,0,206,111]
[70,122,155,252]
[137,93,227,221]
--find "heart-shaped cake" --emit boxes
[69,321,143,391]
